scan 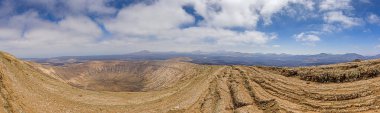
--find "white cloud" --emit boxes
[298,0,315,10]
[0,11,104,57]
[0,28,20,39]
[294,32,320,46]
[59,16,102,37]
[0,0,368,57]
[192,0,261,28]
[105,0,314,42]
[375,44,380,49]
[105,0,193,36]
[272,45,281,48]
[191,0,315,27]
[105,0,280,47]
[260,0,292,25]
[0,10,272,57]
[322,24,341,32]
[317,0,362,33]
[65,0,116,15]
[368,14,380,25]
[295,33,320,42]
[323,11,361,28]
[319,0,352,11]
[217,30,277,45]
[2,0,298,57]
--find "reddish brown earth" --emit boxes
[1,51,380,113]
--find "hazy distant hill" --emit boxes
[25,50,378,66]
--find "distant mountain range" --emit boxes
[25,50,380,67]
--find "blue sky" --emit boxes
[0,0,380,57]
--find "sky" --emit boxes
[0,0,380,58]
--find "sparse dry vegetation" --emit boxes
[258,60,380,83]
[2,51,380,113]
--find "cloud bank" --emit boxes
[0,0,376,57]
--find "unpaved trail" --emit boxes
[1,51,380,113]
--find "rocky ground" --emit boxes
[1,51,380,113]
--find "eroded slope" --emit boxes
[53,60,197,92]
[1,51,380,113]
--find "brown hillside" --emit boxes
[53,60,198,92]
[1,51,380,113]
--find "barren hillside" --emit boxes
[1,51,380,113]
[53,60,199,92]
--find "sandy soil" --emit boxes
[1,51,380,113]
